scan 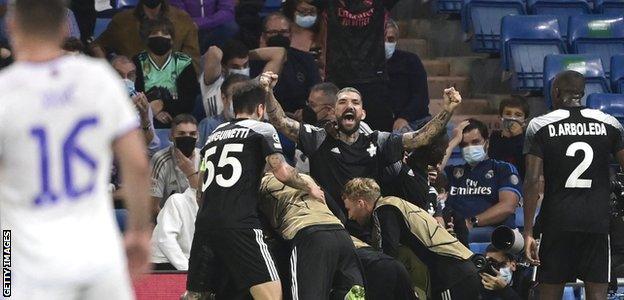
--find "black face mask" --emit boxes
[174,136,197,158]
[147,36,172,56]
[266,34,291,48]
[143,0,162,9]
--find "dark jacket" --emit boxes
[386,49,430,121]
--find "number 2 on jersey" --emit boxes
[201,143,244,191]
[565,142,593,188]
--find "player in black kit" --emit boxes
[184,80,324,300]
[523,70,624,300]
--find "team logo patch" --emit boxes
[510,174,519,185]
[453,167,464,179]
[272,133,282,149]
[485,170,494,179]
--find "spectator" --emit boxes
[151,187,199,270]
[198,40,285,119]
[385,19,430,133]
[197,73,249,147]
[92,0,200,70]
[302,82,339,126]
[134,17,200,128]
[283,0,321,53]
[169,0,238,52]
[111,55,160,157]
[233,0,263,49]
[488,97,529,179]
[342,178,481,300]
[257,12,321,117]
[150,114,200,217]
[481,245,532,300]
[441,119,522,242]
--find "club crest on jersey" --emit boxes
[485,170,494,179]
[453,167,464,178]
[272,133,282,149]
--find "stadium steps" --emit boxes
[398,38,430,59]
[427,76,470,99]
[423,60,451,76]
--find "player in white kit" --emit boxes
[0,0,152,299]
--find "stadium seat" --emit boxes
[501,15,566,91]
[116,0,139,8]
[543,54,610,107]
[515,206,524,228]
[562,286,576,300]
[586,93,624,124]
[437,0,464,13]
[461,0,526,53]
[527,0,591,40]
[93,18,112,39]
[569,15,624,78]
[154,128,171,151]
[114,209,128,233]
[469,242,490,254]
[611,54,624,92]
[594,0,624,14]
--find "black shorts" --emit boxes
[537,231,610,284]
[187,228,280,293]
[289,226,364,300]
[355,247,417,300]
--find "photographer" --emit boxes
[480,245,532,300]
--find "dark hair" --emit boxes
[172,114,198,127]
[499,96,530,117]
[139,17,175,43]
[262,12,290,32]
[221,73,250,95]
[134,0,169,19]
[282,0,320,32]
[463,118,489,140]
[310,82,339,104]
[232,82,266,115]
[62,37,86,53]
[11,0,67,38]
[221,39,249,64]
[552,70,585,103]
[407,132,449,168]
[485,244,516,262]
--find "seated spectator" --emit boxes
[133,17,200,128]
[169,0,238,52]
[385,19,430,133]
[150,114,200,217]
[283,0,321,53]
[441,119,522,242]
[257,12,321,118]
[481,245,532,300]
[197,73,249,147]
[151,187,199,270]
[488,97,529,179]
[92,0,200,70]
[199,40,285,119]
[302,82,338,126]
[342,178,481,300]
[111,55,160,157]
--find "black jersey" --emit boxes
[524,107,624,233]
[196,119,283,231]
[380,161,436,211]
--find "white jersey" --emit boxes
[0,56,138,294]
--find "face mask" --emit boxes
[499,267,513,285]
[229,67,250,77]
[385,42,396,59]
[295,15,317,28]
[266,34,291,48]
[501,117,524,133]
[123,79,137,96]
[143,0,162,9]
[147,36,172,56]
[174,136,197,158]
[462,145,487,165]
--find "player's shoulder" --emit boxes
[580,108,623,130]
[237,119,278,136]
[527,109,571,134]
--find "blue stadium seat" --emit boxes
[515,206,524,228]
[469,242,490,254]
[569,15,624,78]
[562,287,576,300]
[154,128,171,151]
[527,0,591,40]
[586,93,624,124]
[543,54,610,107]
[594,0,624,14]
[438,0,464,13]
[612,54,624,92]
[461,0,526,53]
[93,18,112,39]
[501,15,566,91]
[114,209,128,233]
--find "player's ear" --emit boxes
[361,109,366,120]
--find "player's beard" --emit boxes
[337,109,360,136]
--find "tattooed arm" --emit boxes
[402,87,462,150]
[266,153,326,202]
[260,72,301,141]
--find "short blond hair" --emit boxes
[342,178,381,203]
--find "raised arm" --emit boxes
[266,152,325,201]
[203,46,223,86]
[250,47,287,75]
[260,72,301,141]
[402,87,462,151]
[523,154,543,266]
[439,120,469,170]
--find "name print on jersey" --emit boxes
[207,128,250,143]
[548,122,608,137]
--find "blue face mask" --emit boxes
[499,267,513,285]
[295,14,317,28]
[462,145,487,165]
[384,42,396,59]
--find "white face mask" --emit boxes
[385,42,397,59]
[462,145,487,165]
[229,67,250,77]
[123,78,137,96]
[499,267,513,285]
[295,14,317,28]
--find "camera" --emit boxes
[471,254,502,276]
[491,225,524,255]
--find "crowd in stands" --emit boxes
[1,0,624,298]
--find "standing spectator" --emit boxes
[199,40,285,119]
[92,0,200,70]
[151,187,199,270]
[302,82,339,126]
[385,19,430,132]
[169,0,238,52]
[257,12,321,117]
[150,114,200,217]
[488,97,529,179]
[283,0,321,53]
[134,17,200,128]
